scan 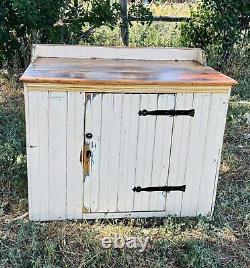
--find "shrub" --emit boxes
[180,0,250,73]
[0,75,27,199]
[0,0,152,72]
[0,0,123,71]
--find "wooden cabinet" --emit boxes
[21,45,237,221]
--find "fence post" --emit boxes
[120,0,129,46]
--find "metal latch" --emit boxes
[80,144,91,176]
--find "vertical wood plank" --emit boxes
[149,94,175,211]
[107,94,123,212]
[89,93,103,212]
[24,86,33,219]
[117,94,140,211]
[165,93,193,216]
[180,94,210,217]
[125,94,141,211]
[75,92,85,218]
[197,93,230,215]
[83,93,93,212]
[117,94,130,211]
[98,94,113,212]
[38,91,49,220]
[133,94,158,211]
[66,92,84,218]
[27,91,40,220]
[48,92,67,220]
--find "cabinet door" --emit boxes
[83,93,179,213]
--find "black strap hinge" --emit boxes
[138,109,195,117]
[133,185,186,193]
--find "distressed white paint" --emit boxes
[133,94,159,211]
[26,91,40,221]
[66,92,85,219]
[98,94,113,212]
[165,93,193,216]
[84,93,103,212]
[37,91,49,220]
[24,85,33,219]
[84,94,178,213]
[180,94,211,217]
[48,92,67,220]
[25,89,230,221]
[32,44,205,63]
[26,90,84,221]
[108,94,123,212]
[199,93,230,215]
[149,94,175,211]
[117,94,140,212]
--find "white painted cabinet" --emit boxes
[21,45,236,221]
[25,90,229,221]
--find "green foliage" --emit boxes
[0,78,26,185]
[180,0,250,72]
[174,240,219,268]
[0,0,66,70]
[0,0,153,71]
[128,2,154,26]
[85,22,182,48]
[62,0,121,43]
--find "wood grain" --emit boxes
[20,57,237,87]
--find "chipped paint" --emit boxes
[82,206,90,213]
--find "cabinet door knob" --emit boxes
[85,133,93,139]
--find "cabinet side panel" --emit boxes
[66,92,85,219]
[197,92,230,215]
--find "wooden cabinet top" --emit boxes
[20,45,237,89]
